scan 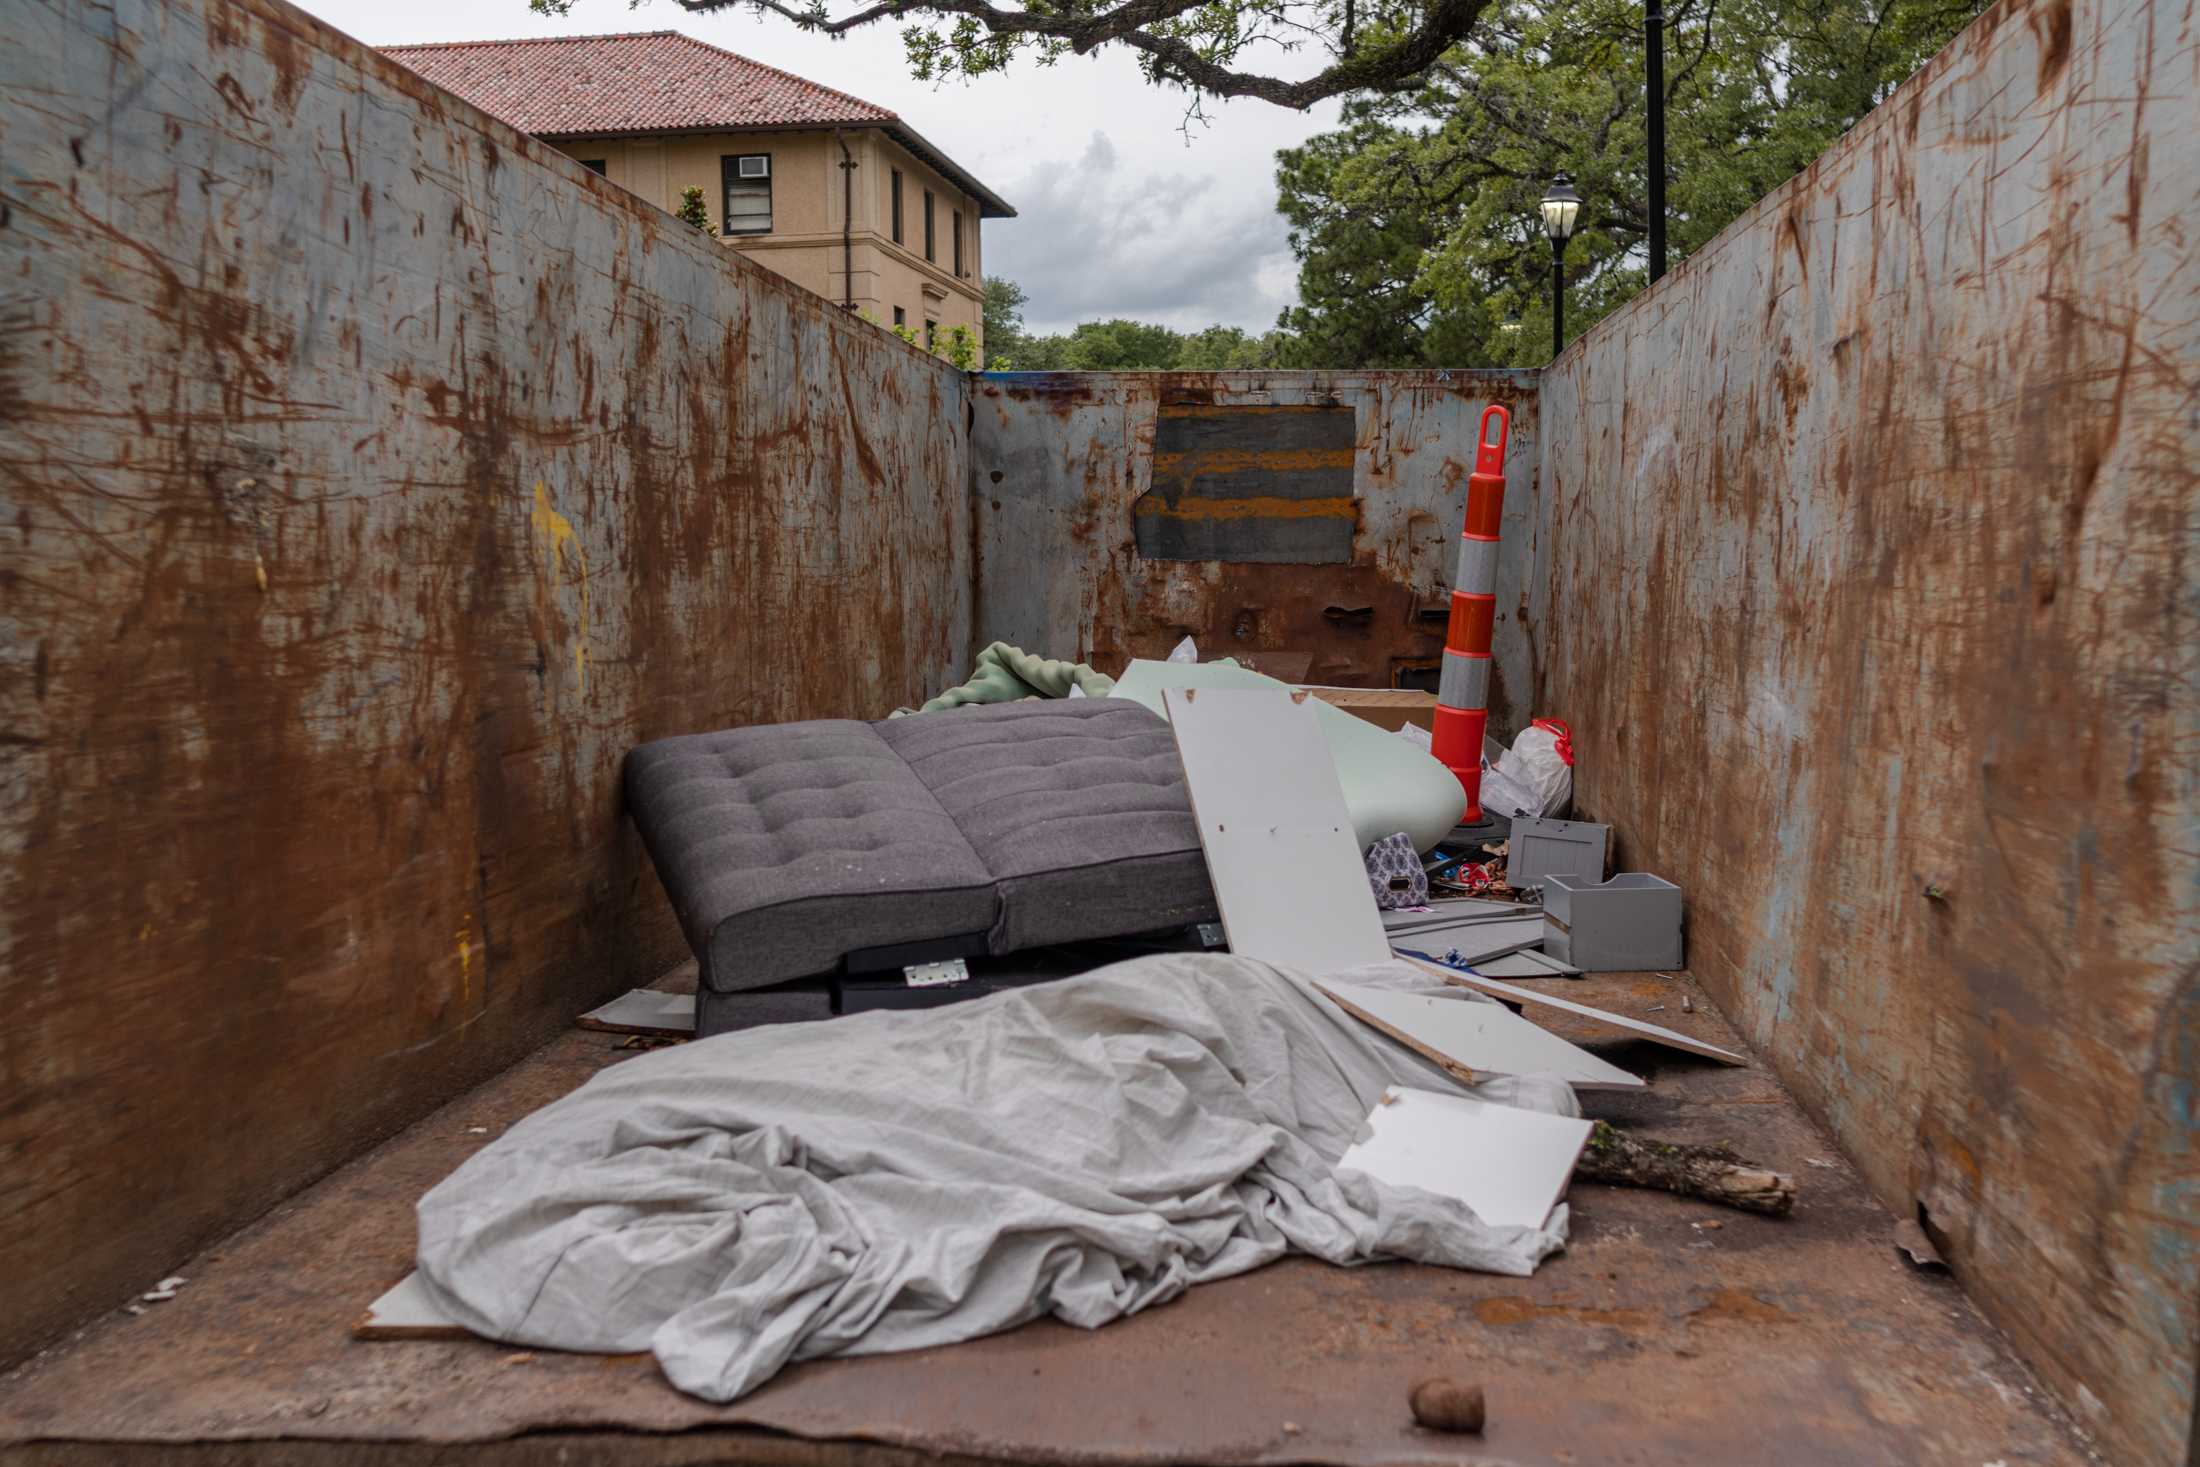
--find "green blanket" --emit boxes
[899,642,1117,716]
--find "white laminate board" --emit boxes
[1413,962,1749,1066]
[1119,659,1466,852]
[575,988,697,1036]
[1467,949,1584,978]
[354,1272,470,1340]
[1382,899,1534,930]
[1388,914,1548,958]
[1165,687,1392,975]
[1339,1086,1593,1230]
[1315,981,1645,1090]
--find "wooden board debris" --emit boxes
[575,989,697,1037]
[1339,1086,1593,1230]
[1315,981,1645,1091]
[1389,914,1548,966]
[1465,948,1583,978]
[1164,687,1392,975]
[353,1272,470,1341]
[1409,961,1748,1066]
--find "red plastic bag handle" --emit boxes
[1532,717,1575,766]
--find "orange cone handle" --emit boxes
[1431,404,1509,820]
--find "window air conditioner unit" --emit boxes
[739,157,769,179]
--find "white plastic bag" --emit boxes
[1480,718,1574,819]
[1166,635,1200,665]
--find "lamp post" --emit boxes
[1540,172,1582,360]
[1647,0,1666,281]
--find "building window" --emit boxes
[923,190,935,262]
[890,170,903,244]
[721,154,772,235]
[952,211,964,277]
[579,158,607,176]
[924,319,938,349]
[893,306,906,327]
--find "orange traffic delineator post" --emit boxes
[1431,404,1509,820]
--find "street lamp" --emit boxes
[1540,172,1582,359]
[1646,0,1666,281]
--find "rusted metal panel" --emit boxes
[972,371,1542,720]
[1523,0,2199,1458]
[0,0,971,1367]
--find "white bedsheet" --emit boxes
[415,955,1574,1401]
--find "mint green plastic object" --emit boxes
[1112,659,1467,854]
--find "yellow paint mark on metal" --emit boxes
[530,481,591,694]
[1133,494,1358,523]
[456,914,473,1010]
[1160,404,1346,419]
[1151,448,1356,476]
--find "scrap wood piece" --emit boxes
[1573,1122,1796,1217]
[1316,985,1480,1087]
[1315,981,1644,1091]
[1410,961,1747,1066]
[1164,686,1392,974]
[1340,1086,1593,1231]
[575,988,697,1037]
[353,1271,470,1341]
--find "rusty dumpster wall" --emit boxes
[1524,0,2199,1457]
[971,372,1540,728]
[0,0,972,1364]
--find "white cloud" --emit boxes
[989,131,1304,334]
[297,0,1338,333]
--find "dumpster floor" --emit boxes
[0,967,2092,1467]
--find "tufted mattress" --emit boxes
[623,699,1220,1025]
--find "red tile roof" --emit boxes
[384,31,1012,216]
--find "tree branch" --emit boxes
[688,0,1498,106]
[1576,1122,1798,1216]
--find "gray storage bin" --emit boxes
[1541,873,1683,971]
[1504,815,1610,890]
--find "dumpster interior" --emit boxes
[3,0,2192,1461]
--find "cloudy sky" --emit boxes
[294,0,1343,334]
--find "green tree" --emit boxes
[1276,0,1986,367]
[983,313,1295,370]
[675,186,714,235]
[982,276,1030,364]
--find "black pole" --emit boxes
[1646,0,1666,281]
[1551,236,1567,359]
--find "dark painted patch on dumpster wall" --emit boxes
[1132,405,1356,564]
[0,0,970,1367]
[1527,0,2198,1457]
[974,371,1541,714]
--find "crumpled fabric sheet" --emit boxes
[414,955,1577,1403]
[897,640,1116,715]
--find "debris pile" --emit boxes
[358,651,1791,1406]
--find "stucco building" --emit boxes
[386,31,1013,355]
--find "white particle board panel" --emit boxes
[575,989,697,1036]
[1119,659,1465,852]
[1165,687,1392,975]
[353,1272,470,1341]
[1315,981,1644,1091]
[1466,948,1584,978]
[1382,899,1535,930]
[1410,961,1748,1066]
[1339,1086,1593,1230]
[1388,914,1548,963]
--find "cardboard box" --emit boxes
[1301,686,1439,734]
